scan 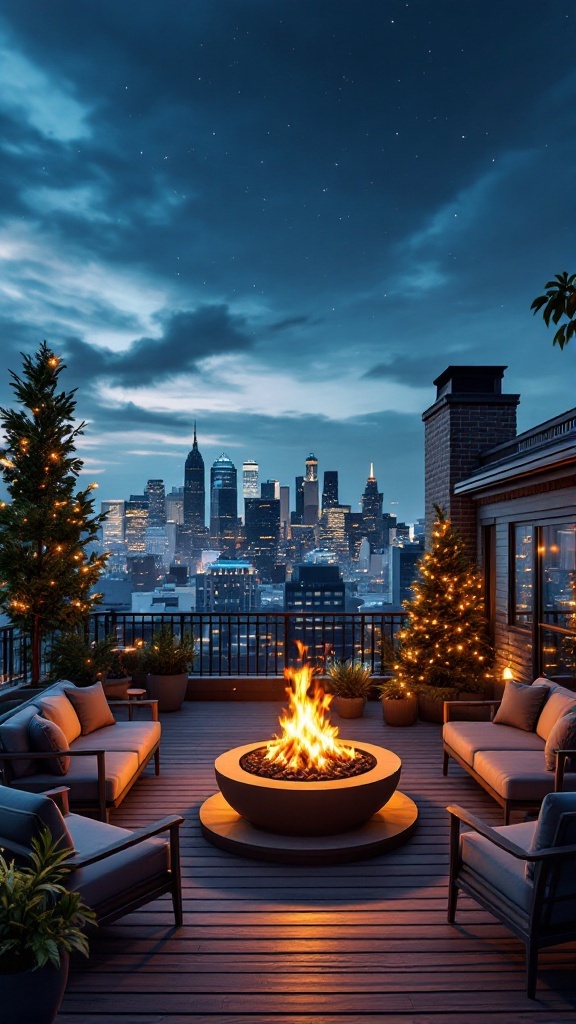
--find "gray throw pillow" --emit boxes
[544,708,576,772]
[28,713,70,776]
[493,680,549,731]
[65,681,116,735]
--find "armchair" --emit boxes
[0,785,183,928]
[447,793,576,998]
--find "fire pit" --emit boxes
[200,654,418,862]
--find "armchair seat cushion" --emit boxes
[11,750,139,803]
[70,721,161,765]
[472,749,576,801]
[460,820,535,913]
[64,813,170,910]
[443,721,544,767]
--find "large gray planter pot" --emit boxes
[0,953,69,1024]
[146,672,189,712]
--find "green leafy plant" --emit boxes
[377,678,414,701]
[531,271,576,349]
[325,658,373,698]
[391,505,493,702]
[0,343,109,685]
[140,626,195,676]
[0,828,95,974]
[46,630,116,686]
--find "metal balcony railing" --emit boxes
[0,610,408,690]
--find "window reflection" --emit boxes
[540,523,576,679]
[512,525,533,626]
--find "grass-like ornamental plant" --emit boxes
[141,625,195,676]
[325,658,373,698]
[0,829,95,974]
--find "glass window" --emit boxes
[511,524,533,627]
[540,524,576,630]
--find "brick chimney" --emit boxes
[422,366,520,555]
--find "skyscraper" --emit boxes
[124,495,149,553]
[242,460,259,499]
[322,470,339,510]
[183,423,205,550]
[210,453,238,556]
[245,496,281,581]
[361,463,384,550]
[303,452,319,525]
[145,479,166,527]
[101,500,125,548]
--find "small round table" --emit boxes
[127,688,146,701]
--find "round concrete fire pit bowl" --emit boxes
[214,740,401,836]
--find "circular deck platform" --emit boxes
[200,789,418,864]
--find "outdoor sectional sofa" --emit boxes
[443,678,576,822]
[0,680,161,821]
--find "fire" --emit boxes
[264,653,356,774]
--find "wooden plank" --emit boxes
[58,699,576,1022]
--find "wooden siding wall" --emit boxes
[477,482,576,689]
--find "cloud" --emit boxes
[0,31,91,142]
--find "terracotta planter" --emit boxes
[332,695,366,719]
[0,953,69,1024]
[103,676,132,700]
[382,695,418,726]
[146,672,189,712]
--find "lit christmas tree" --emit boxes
[0,342,108,685]
[392,505,494,699]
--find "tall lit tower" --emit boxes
[303,452,319,525]
[210,453,238,556]
[183,423,205,549]
[242,460,259,500]
[145,479,166,527]
[361,463,384,550]
[322,470,339,510]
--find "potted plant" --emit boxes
[46,630,117,688]
[0,829,95,1024]
[325,659,373,719]
[141,626,195,712]
[101,645,141,700]
[377,678,418,727]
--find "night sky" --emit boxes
[0,1,574,523]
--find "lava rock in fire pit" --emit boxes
[240,746,377,782]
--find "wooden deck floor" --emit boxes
[59,699,576,1023]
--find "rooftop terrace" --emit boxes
[57,698,576,1022]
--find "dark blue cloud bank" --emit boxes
[0,0,574,521]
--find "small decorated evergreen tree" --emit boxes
[0,342,108,685]
[392,505,493,700]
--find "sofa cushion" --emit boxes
[493,680,549,731]
[10,749,139,805]
[64,813,170,911]
[0,786,73,856]
[461,820,535,913]
[544,708,576,772]
[443,720,544,767]
[536,689,576,741]
[38,693,81,745]
[527,791,576,881]
[472,748,576,802]
[28,714,70,776]
[70,721,161,765]
[0,704,40,778]
[65,682,116,735]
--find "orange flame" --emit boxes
[265,647,356,773]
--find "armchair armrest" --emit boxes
[447,803,576,863]
[68,814,184,869]
[443,699,501,723]
[554,748,576,791]
[107,698,159,722]
[45,786,71,816]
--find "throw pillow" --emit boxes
[0,704,41,778]
[39,693,82,744]
[493,680,550,731]
[28,714,70,776]
[544,708,576,772]
[537,691,576,741]
[65,681,116,735]
[526,791,576,879]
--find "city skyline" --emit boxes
[0,2,574,525]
